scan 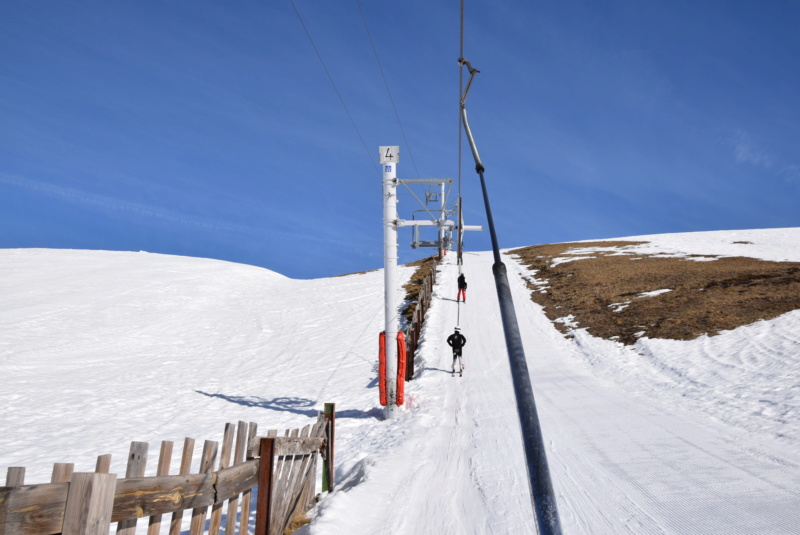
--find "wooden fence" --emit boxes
[0,404,336,535]
[404,259,437,380]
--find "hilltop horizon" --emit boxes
[2,227,799,533]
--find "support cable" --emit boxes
[456,0,465,269]
[356,0,420,178]
[289,0,378,173]
[458,49,564,535]
[401,182,440,222]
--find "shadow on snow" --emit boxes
[194,391,382,419]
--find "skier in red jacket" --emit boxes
[457,273,467,303]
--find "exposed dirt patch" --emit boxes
[285,511,311,534]
[333,268,378,277]
[510,241,800,345]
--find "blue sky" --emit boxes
[2,1,798,279]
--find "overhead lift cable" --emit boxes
[289,0,378,173]
[456,1,465,268]
[356,0,421,179]
[355,0,452,233]
[458,9,563,535]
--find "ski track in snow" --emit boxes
[503,257,800,534]
[2,228,800,534]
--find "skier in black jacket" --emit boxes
[447,327,467,372]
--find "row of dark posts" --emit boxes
[404,260,437,381]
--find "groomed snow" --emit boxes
[2,228,800,534]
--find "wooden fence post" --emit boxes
[238,423,258,535]
[406,327,415,380]
[190,440,218,535]
[147,441,173,535]
[255,438,275,535]
[117,441,148,535]
[169,437,195,535]
[52,462,74,535]
[52,463,75,484]
[95,455,111,474]
[224,421,248,535]
[322,403,335,493]
[61,472,117,535]
[5,467,25,487]
[209,423,235,535]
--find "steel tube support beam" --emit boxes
[397,220,455,227]
[460,66,563,531]
[397,178,454,184]
[492,259,562,534]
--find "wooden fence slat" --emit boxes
[214,461,259,505]
[219,424,236,470]
[124,442,149,478]
[51,464,74,484]
[300,455,316,512]
[247,424,259,460]
[246,424,261,461]
[209,424,235,535]
[147,441,173,535]
[0,483,69,535]
[62,473,116,535]
[5,468,24,487]
[169,437,195,535]
[273,427,309,535]
[302,416,325,515]
[291,416,326,532]
[189,440,217,535]
[269,430,296,535]
[272,438,324,456]
[276,426,318,535]
[95,455,111,475]
[238,423,257,535]
[111,473,214,522]
[65,462,258,525]
[224,421,248,535]
[116,441,149,535]
[289,449,318,531]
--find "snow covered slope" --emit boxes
[2,229,799,534]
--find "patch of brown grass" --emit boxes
[511,241,800,345]
[332,268,378,277]
[285,511,311,534]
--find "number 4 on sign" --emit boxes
[379,146,400,164]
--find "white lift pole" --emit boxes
[379,146,482,420]
[381,145,400,419]
[438,180,446,256]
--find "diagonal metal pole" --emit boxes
[459,58,563,535]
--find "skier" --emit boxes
[447,327,467,374]
[457,273,467,303]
